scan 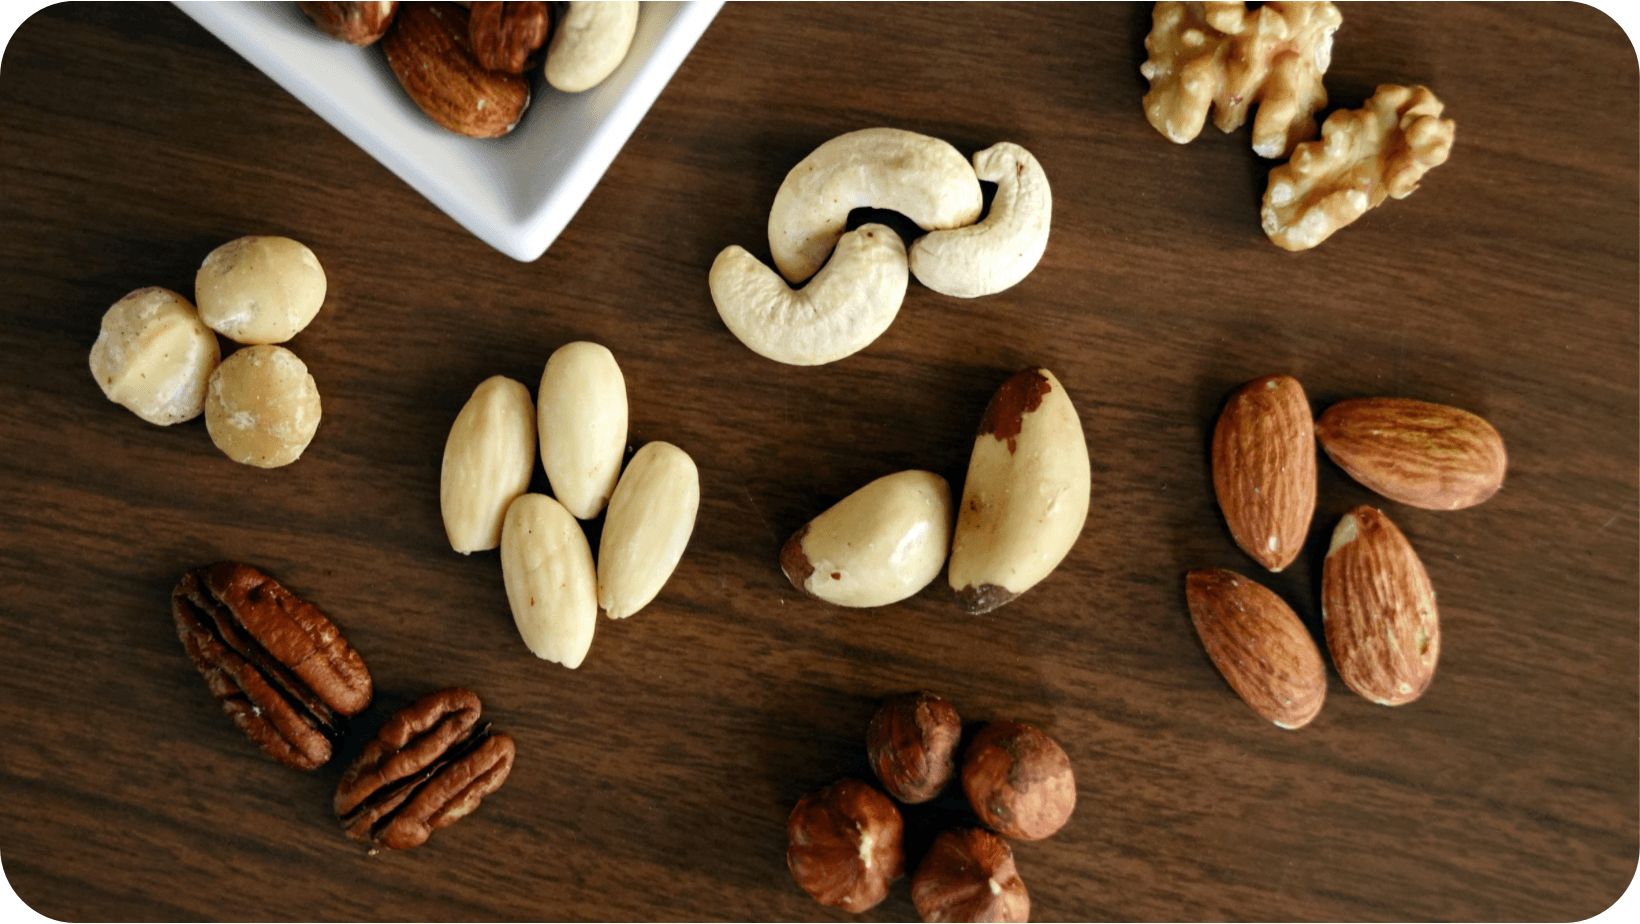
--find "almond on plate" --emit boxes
[381,2,530,138]
[1316,397,1507,510]
[1212,374,1317,572]
[1321,505,1440,706]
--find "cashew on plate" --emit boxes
[710,224,909,366]
[1140,0,1342,158]
[1262,84,1455,251]
[909,142,1052,299]
[545,0,639,93]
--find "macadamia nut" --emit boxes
[89,287,220,425]
[204,345,322,468]
[196,236,327,344]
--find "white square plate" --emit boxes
[176,1,723,261]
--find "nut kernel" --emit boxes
[204,345,322,468]
[866,691,961,804]
[596,442,699,620]
[787,779,905,911]
[500,493,598,668]
[89,287,220,425]
[441,375,537,554]
[538,341,627,520]
[195,236,327,344]
[961,720,1075,841]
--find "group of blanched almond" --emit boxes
[439,342,698,669]
[788,692,1075,923]
[1191,374,1507,728]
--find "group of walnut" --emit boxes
[788,692,1074,922]
[1193,375,1507,728]
[1141,1,1457,250]
[172,562,514,851]
[298,1,639,138]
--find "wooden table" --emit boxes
[1,3,1634,920]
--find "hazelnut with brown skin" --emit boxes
[961,721,1075,841]
[867,691,962,804]
[787,779,906,911]
[912,828,1030,923]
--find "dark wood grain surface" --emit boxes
[1,3,1635,920]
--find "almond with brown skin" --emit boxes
[382,2,530,138]
[298,1,399,45]
[469,1,552,74]
[1212,373,1316,572]
[1322,506,1440,706]
[1185,568,1326,729]
[1316,397,1507,510]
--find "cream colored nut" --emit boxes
[711,224,907,366]
[195,236,327,344]
[948,367,1090,614]
[544,0,638,92]
[440,376,537,555]
[768,128,983,283]
[88,287,221,425]
[780,470,953,608]
[501,493,598,668]
[1262,84,1455,251]
[597,442,699,620]
[1140,1,1341,158]
[908,142,1051,298]
[204,345,321,468]
[538,342,627,520]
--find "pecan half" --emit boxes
[335,688,516,851]
[469,1,553,74]
[172,563,373,770]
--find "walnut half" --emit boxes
[1140,1,1342,158]
[1261,84,1456,251]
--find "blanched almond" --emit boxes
[440,376,536,554]
[538,341,628,520]
[596,442,699,620]
[500,493,597,668]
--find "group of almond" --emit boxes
[1191,374,1506,727]
[439,342,698,669]
[90,235,329,468]
[298,1,638,138]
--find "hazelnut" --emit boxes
[911,828,1030,923]
[960,721,1075,841]
[786,778,905,911]
[867,691,962,803]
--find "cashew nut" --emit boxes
[709,224,908,366]
[908,142,1051,298]
[544,1,639,93]
[767,128,982,284]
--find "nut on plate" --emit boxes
[912,828,1030,924]
[172,562,372,769]
[204,344,323,468]
[537,341,627,520]
[335,687,515,851]
[1316,397,1506,510]
[297,1,399,45]
[89,287,220,426]
[382,1,531,138]
[1262,84,1456,250]
[1140,1,1342,158]
[1211,373,1316,572]
[1185,568,1326,729]
[596,441,700,620]
[440,375,537,554]
[468,0,551,74]
[781,470,953,609]
[1322,506,1440,706]
[866,691,962,804]
[500,493,598,668]
[195,236,327,345]
[908,141,1053,299]
[947,367,1091,614]
[544,0,639,92]
[961,721,1075,841]
[787,779,905,911]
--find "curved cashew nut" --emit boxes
[908,142,1051,298]
[545,1,639,93]
[710,224,908,366]
[767,128,982,284]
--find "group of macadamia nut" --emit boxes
[710,127,1053,366]
[438,341,699,669]
[782,366,1091,617]
[298,1,639,139]
[89,235,329,468]
[1140,1,1456,250]
[788,692,1075,921]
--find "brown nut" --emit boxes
[1185,568,1327,729]
[382,2,531,138]
[172,563,372,770]
[1315,397,1506,510]
[1322,506,1440,706]
[468,1,552,73]
[1212,373,1317,573]
[787,779,905,911]
[961,721,1075,841]
[912,828,1030,924]
[867,691,962,804]
[334,687,516,851]
[298,1,399,45]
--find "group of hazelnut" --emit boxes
[787,692,1076,922]
[89,234,329,468]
